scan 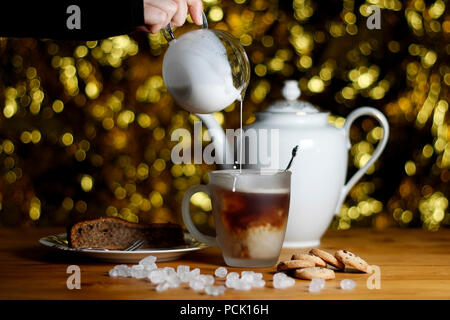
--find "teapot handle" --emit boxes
[334,107,389,215]
[162,12,208,42]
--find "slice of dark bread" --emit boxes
[68,217,185,250]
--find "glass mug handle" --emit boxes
[181,184,218,247]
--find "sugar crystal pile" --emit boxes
[109,264,131,278]
[108,256,225,296]
[189,279,205,291]
[308,278,325,293]
[225,271,265,290]
[130,265,147,279]
[272,272,295,289]
[149,269,166,284]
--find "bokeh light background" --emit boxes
[0,0,448,231]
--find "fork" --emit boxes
[76,239,147,251]
[124,239,146,251]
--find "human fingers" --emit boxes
[186,0,203,25]
[145,0,178,27]
[143,5,168,33]
[171,0,188,27]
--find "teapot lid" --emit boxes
[265,80,321,114]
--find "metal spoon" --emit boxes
[285,145,299,171]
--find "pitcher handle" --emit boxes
[334,107,389,215]
[182,184,218,247]
[162,12,208,42]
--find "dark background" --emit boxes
[0,0,448,231]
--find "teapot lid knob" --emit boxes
[282,80,301,101]
[265,79,320,114]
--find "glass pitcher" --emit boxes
[162,13,250,114]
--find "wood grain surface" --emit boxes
[0,227,449,300]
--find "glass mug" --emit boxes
[182,169,291,267]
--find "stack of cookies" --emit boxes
[276,249,370,280]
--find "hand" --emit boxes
[139,0,203,34]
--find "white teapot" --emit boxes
[197,80,389,247]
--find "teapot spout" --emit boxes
[195,113,233,169]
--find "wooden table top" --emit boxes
[0,227,449,300]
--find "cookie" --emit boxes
[277,259,315,271]
[335,250,369,273]
[309,248,345,269]
[294,267,335,280]
[291,253,327,268]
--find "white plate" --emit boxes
[39,232,208,263]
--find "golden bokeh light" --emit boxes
[80,175,94,192]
